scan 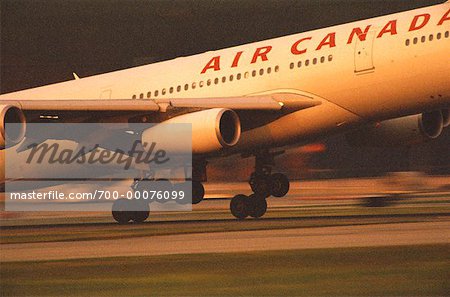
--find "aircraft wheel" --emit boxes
[249,173,271,197]
[112,198,133,224]
[230,194,249,219]
[192,181,205,204]
[270,173,290,197]
[248,194,267,218]
[131,200,150,223]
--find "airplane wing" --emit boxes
[2,92,322,152]
[10,93,320,113]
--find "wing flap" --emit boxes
[158,94,321,111]
[15,100,160,112]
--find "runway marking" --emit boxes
[1,221,449,262]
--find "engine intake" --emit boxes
[1,104,26,149]
[346,111,445,147]
[142,108,241,154]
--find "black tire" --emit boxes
[112,198,133,224]
[248,194,267,218]
[249,173,271,197]
[192,181,205,204]
[131,200,150,223]
[230,194,249,219]
[270,173,290,197]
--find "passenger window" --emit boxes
[429,35,433,41]
[267,67,271,74]
[320,56,325,63]
[207,79,212,86]
[147,91,151,98]
[274,66,279,72]
[405,39,410,46]
[139,93,144,99]
[199,81,204,88]
[214,78,219,84]
[297,61,302,67]
[290,62,295,69]
[229,75,234,81]
[421,36,426,43]
[252,70,256,77]
[169,87,174,94]
[445,31,449,38]
[237,73,242,80]
[222,76,226,83]
[154,90,159,97]
[132,95,137,99]
[328,55,333,61]
[259,69,264,75]
[437,33,442,39]
[177,85,181,92]
[313,58,317,65]
[305,59,310,66]
[244,72,249,78]
[192,82,196,89]
[413,37,418,44]
[162,89,166,95]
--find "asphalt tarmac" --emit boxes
[1,220,449,262]
[1,178,450,263]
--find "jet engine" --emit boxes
[441,108,449,127]
[1,104,26,149]
[141,108,241,154]
[346,110,446,147]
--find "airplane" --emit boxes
[1,1,449,223]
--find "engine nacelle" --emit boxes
[346,110,445,147]
[142,108,241,154]
[442,108,449,127]
[1,104,26,149]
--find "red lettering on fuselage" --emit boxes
[316,32,336,50]
[201,56,220,74]
[409,13,430,31]
[437,8,450,25]
[291,37,312,55]
[251,46,272,64]
[231,51,243,68]
[347,25,372,44]
[377,20,398,38]
[200,8,448,74]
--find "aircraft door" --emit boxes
[354,30,376,74]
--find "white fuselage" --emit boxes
[1,2,449,152]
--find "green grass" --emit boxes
[1,245,449,296]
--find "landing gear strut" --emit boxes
[230,151,289,219]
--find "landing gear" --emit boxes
[230,194,249,219]
[112,198,149,224]
[247,194,267,218]
[270,173,290,197]
[230,151,290,219]
[230,194,268,219]
[192,181,205,204]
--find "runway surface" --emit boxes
[1,179,450,263]
[2,220,449,262]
